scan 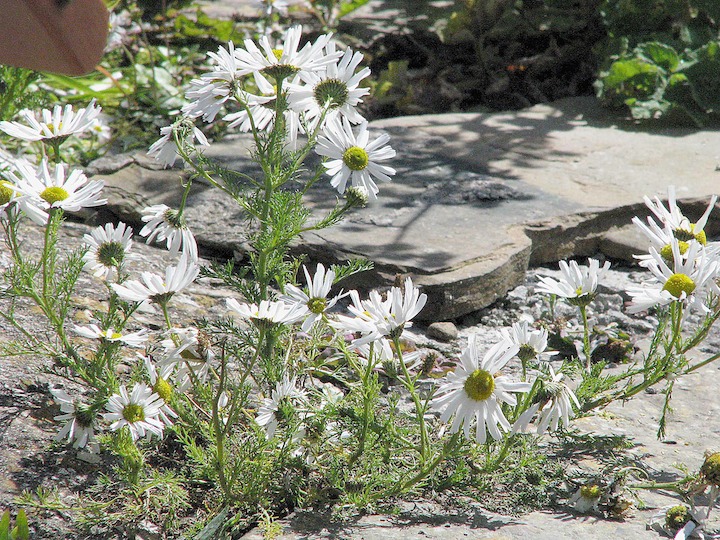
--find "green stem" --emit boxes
[394,335,429,463]
[579,304,591,370]
[349,342,376,464]
[375,432,461,501]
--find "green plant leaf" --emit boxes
[682,41,720,112]
[639,42,680,71]
[194,507,229,540]
[338,0,371,18]
[10,509,28,540]
[0,511,10,540]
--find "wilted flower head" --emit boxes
[148,116,209,168]
[140,204,198,261]
[51,387,99,453]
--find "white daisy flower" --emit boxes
[111,251,199,305]
[256,377,305,439]
[500,320,553,363]
[0,178,19,216]
[222,85,277,132]
[159,327,215,391]
[73,324,148,347]
[10,159,105,224]
[142,354,178,426]
[287,43,370,130]
[234,25,339,81]
[626,240,719,314]
[148,116,209,168]
[82,222,135,280]
[256,0,289,16]
[644,186,716,246]
[0,100,101,143]
[226,297,308,326]
[89,116,112,144]
[183,41,251,123]
[51,388,99,453]
[332,276,426,346]
[103,383,166,441]
[282,263,344,332]
[632,218,689,268]
[512,365,580,435]
[430,337,530,444]
[535,258,610,307]
[315,117,396,200]
[140,204,198,261]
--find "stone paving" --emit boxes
[93,97,720,322]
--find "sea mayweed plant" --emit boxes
[2,25,720,537]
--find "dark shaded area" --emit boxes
[344,0,607,119]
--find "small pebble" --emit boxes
[427,322,458,342]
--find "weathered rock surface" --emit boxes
[92,97,720,321]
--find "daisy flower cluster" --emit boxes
[0,101,111,225]
[431,319,581,444]
[627,186,720,316]
[153,25,396,200]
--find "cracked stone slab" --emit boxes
[93,97,720,321]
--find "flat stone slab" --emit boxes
[93,97,720,321]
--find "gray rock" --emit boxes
[426,321,459,342]
[93,98,720,322]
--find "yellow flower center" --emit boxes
[122,403,145,423]
[580,484,601,500]
[110,332,123,339]
[307,297,327,315]
[272,48,283,61]
[674,224,706,245]
[464,368,495,401]
[153,377,173,402]
[665,505,691,530]
[343,146,369,171]
[0,181,14,205]
[660,241,689,265]
[701,452,720,486]
[40,186,69,205]
[662,273,696,298]
[47,121,63,133]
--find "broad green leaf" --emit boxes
[0,511,10,540]
[639,42,680,71]
[682,41,720,111]
[10,509,28,540]
[338,0,371,18]
[41,73,124,100]
[194,507,229,540]
[603,58,659,88]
